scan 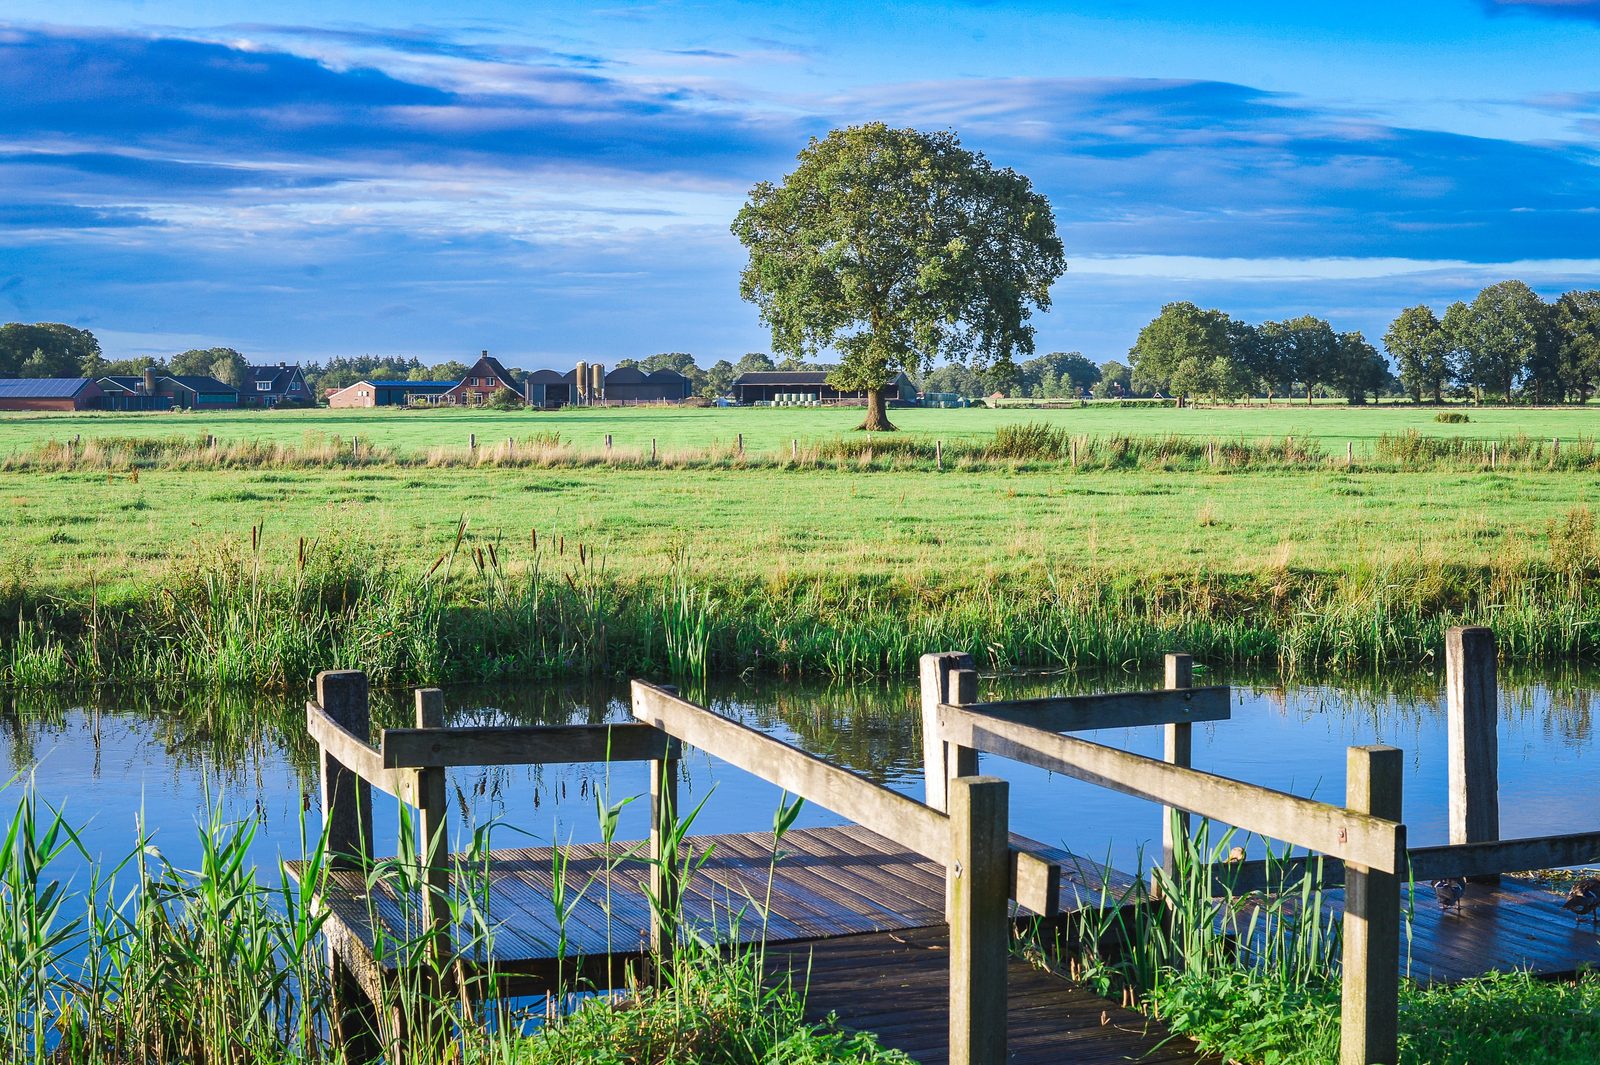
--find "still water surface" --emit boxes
[4,666,1596,884]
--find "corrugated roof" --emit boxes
[525,369,566,382]
[0,378,94,398]
[646,368,688,382]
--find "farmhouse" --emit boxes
[440,352,520,406]
[100,371,239,409]
[325,380,456,408]
[731,370,916,406]
[244,363,312,407]
[0,377,105,411]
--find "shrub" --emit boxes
[1435,411,1470,423]
[489,387,523,409]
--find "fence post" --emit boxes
[317,670,377,1058]
[605,433,612,454]
[936,439,943,470]
[651,437,658,464]
[1160,653,1193,889]
[319,670,373,869]
[649,685,681,958]
[469,433,476,452]
[1340,745,1403,1065]
[792,438,799,461]
[1446,626,1499,883]
[920,651,974,812]
[737,432,744,456]
[1347,441,1354,466]
[1489,440,1496,468]
[945,668,980,921]
[948,776,1009,1065]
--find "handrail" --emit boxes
[940,702,1406,875]
[964,686,1230,731]
[1221,829,1600,892]
[631,681,1063,916]
[305,702,411,801]
[380,722,677,769]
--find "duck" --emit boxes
[1561,878,1600,925]
[1431,877,1466,915]
[1225,846,1247,864]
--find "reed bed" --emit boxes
[11,425,1600,474]
[4,514,1600,690]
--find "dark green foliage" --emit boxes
[733,123,1065,429]
[0,322,102,378]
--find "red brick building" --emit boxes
[440,352,519,406]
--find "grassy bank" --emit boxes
[1055,828,1600,1065]
[4,521,1600,689]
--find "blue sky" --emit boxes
[2,1,1598,368]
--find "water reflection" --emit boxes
[3,663,1597,881]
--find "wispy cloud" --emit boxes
[1482,0,1600,22]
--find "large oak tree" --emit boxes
[732,124,1065,430]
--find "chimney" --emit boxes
[143,367,156,395]
[278,361,286,368]
[482,349,489,358]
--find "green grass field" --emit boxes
[5,464,1595,594]
[4,402,1600,686]
[3,401,1598,458]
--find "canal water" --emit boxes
[5,665,1595,887]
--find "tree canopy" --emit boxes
[732,123,1065,429]
[0,323,101,378]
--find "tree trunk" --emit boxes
[857,387,897,432]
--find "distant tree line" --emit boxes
[1127,281,1600,406]
[1384,282,1600,404]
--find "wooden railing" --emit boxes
[307,671,683,967]
[925,654,1406,1065]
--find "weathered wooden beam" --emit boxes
[1446,626,1499,885]
[1411,831,1600,880]
[948,777,1008,1065]
[632,681,1061,915]
[380,722,677,769]
[413,690,451,981]
[968,685,1229,732]
[940,705,1405,873]
[1211,855,1344,895]
[306,702,411,802]
[649,686,681,957]
[1340,746,1403,1065]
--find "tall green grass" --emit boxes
[5,515,1600,689]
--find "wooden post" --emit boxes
[413,689,451,968]
[945,667,980,922]
[1446,626,1499,883]
[316,671,376,1058]
[792,438,799,460]
[936,439,943,470]
[1161,653,1193,887]
[1070,439,1078,467]
[948,776,1009,1065]
[1552,437,1559,465]
[318,670,373,869]
[469,433,476,451]
[737,432,744,455]
[1340,745,1403,1065]
[649,686,681,956]
[920,652,974,812]
[605,433,612,454]
[352,435,359,457]
[1347,441,1354,466]
[1489,440,1496,468]
[651,437,658,463]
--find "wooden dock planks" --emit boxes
[766,926,1217,1065]
[286,823,1130,983]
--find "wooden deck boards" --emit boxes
[766,926,1217,1065]
[285,824,1129,980]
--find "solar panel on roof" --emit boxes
[0,378,91,398]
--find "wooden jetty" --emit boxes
[299,626,1600,1065]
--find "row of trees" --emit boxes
[1129,281,1600,406]
[1385,283,1600,404]
[1130,304,1391,404]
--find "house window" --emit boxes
[256,381,272,391]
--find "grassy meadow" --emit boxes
[2,399,1598,457]
[4,402,1600,687]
